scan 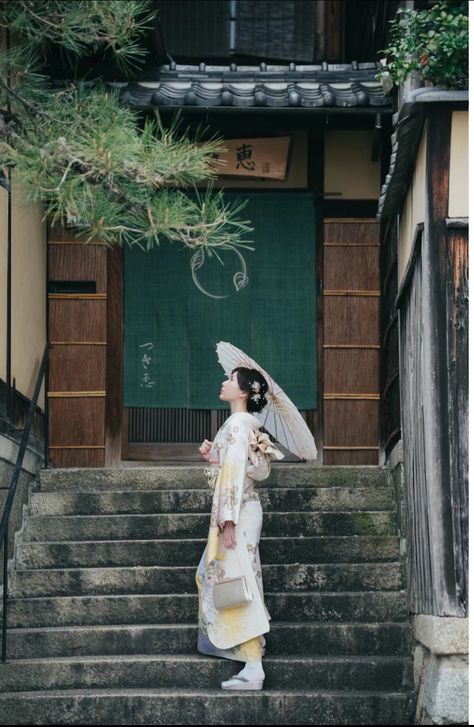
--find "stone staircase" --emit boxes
[0,464,417,725]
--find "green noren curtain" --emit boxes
[123,191,317,410]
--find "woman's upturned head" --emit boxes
[219,366,269,414]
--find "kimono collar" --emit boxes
[228,411,262,429]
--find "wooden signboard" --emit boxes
[208,136,291,180]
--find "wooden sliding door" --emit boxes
[323,219,380,464]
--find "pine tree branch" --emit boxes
[0,0,255,293]
[0,75,52,120]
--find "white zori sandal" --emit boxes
[221,674,264,690]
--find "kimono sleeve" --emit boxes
[217,420,250,528]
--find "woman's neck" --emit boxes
[230,401,248,416]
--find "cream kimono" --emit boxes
[195,411,285,662]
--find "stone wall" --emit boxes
[386,439,469,725]
[0,434,43,593]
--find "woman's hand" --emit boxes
[198,439,213,461]
[222,521,236,549]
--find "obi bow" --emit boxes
[249,428,285,461]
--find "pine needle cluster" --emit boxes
[0,1,254,295]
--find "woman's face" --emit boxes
[219,370,248,404]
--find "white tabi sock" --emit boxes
[237,660,265,680]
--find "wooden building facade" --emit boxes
[45,68,392,467]
[0,4,467,722]
[33,0,403,468]
[377,91,468,617]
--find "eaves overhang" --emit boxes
[377,87,468,222]
[109,61,394,113]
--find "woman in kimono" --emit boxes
[196,366,285,690]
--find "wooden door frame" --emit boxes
[104,132,380,466]
[308,128,324,463]
[105,135,324,465]
[104,244,127,464]
[103,209,321,465]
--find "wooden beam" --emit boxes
[48,293,107,300]
[48,391,106,397]
[323,344,380,349]
[323,290,380,296]
[323,446,379,450]
[49,445,105,449]
[105,245,125,466]
[324,393,380,399]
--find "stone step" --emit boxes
[15,535,401,569]
[0,686,417,725]
[28,486,394,516]
[10,562,402,597]
[2,464,414,726]
[37,465,388,492]
[3,591,409,628]
[0,654,414,693]
[22,511,397,541]
[0,622,413,659]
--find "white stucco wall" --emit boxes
[398,123,427,285]
[0,177,46,410]
[448,111,468,218]
[324,130,381,199]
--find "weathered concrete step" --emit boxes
[0,622,413,659]
[0,687,417,725]
[28,487,393,515]
[10,563,402,597]
[0,654,414,693]
[37,465,388,492]
[15,535,401,569]
[4,591,409,628]
[22,511,397,541]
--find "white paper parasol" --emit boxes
[216,341,318,461]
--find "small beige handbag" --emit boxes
[213,548,253,610]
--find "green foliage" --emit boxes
[0,1,255,296]
[376,1,468,93]
[0,0,156,76]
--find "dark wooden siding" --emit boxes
[396,107,467,616]
[47,222,108,467]
[323,219,380,464]
[446,221,469,612]
[398,220,468,616]
[398,235,431,610]
[126,407,310,462]
[380,217,401,455]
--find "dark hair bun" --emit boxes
[232,366,269,414]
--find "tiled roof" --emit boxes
[111,62,393,110]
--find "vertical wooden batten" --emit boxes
[308,128,324,462]
[105,244,125,465]
[379,216,401,456]
[422,106,456,613]
[445,220,468,612]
